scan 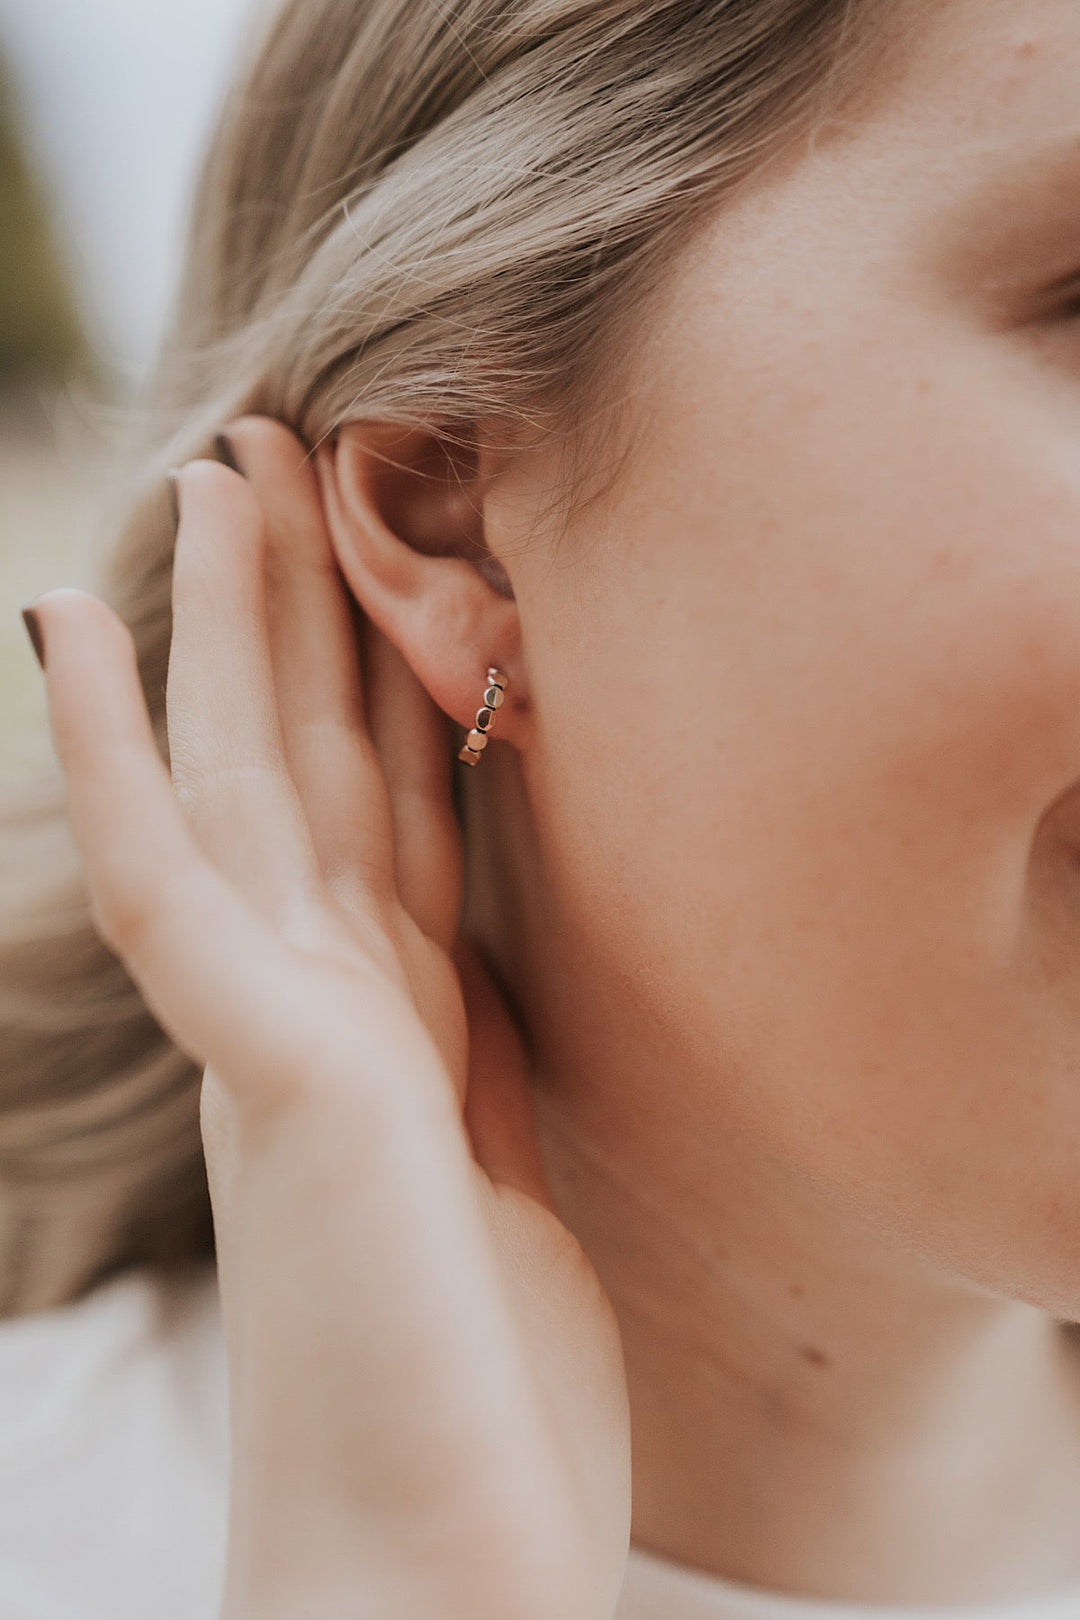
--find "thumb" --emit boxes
[453,936,555,1211]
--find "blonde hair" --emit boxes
[0,0,897,1315]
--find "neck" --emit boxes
[463,758,1080,1606]
[540,1096,1080,1604]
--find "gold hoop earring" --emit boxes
[457,668,508,766]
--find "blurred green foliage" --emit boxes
[0,62,85,381]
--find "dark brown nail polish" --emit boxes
[21,606,46,672]
[167,473,181,533]
[214,433,243,475]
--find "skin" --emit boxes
[22,0,1080,1608]
[343,0,1080,1597]
[27,448,631,1620]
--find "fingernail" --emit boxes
[167,471,181,534]
[214,433,243,476]
[20,603,46,672]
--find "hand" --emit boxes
[26,419,631,1620]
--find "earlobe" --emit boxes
[314,421,525,746]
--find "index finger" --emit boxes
[222,416,400,913]
[25,587,319,1099]
[167,459,323,925]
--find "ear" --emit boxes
[315,421,527,748]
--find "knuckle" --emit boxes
[169,754,287,820]
[323,861,398,940]
[274,885,346,957]
[88,854,198,964]
[88,871,158,957]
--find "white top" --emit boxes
[1,1263,1080,1620]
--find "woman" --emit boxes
[8,0,1080,1613]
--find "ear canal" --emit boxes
[475,554,515,600]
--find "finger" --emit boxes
[310,434,462,950]
[28,588,350,1105]
[455,937,553,1209]
[220,417,398,915]
[365,618,463,952]
[167,459,321,924]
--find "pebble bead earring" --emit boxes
[457,668,508,766]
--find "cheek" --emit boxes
[550,345,1080,964]
[524,327,1080,1305]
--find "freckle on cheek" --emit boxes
[800,1344,832,1369]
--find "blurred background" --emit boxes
[0,0,264,766]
